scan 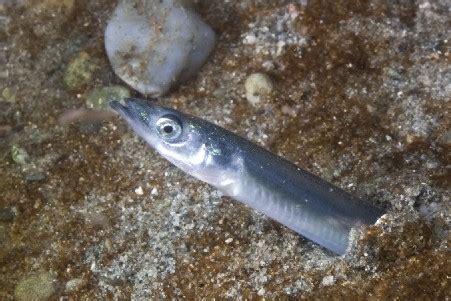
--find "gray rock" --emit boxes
[0,207,16,222]
[11,145,30,166]
[65,278,86,292]
[105,0,215,96]
[24,171,47,182]
[441,130,451,145]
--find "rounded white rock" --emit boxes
[245,73,273,105]
[105,0,216,96]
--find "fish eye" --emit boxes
[156,115,182,140]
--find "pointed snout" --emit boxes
[109,98,156,121]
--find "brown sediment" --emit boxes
[0,0,448,299]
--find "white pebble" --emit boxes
[134,186,144,195]
[65,278,86,292]
[105,0,215,96]
[245,73,273,105]
[151,187,159,195]
[321,275,335,286]
[225,238,233,244]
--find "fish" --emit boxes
[110,98,384,255]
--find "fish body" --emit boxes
[111,98,383,255]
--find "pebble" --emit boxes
[134,186,144,195]
[85,86,130,110]
[245,73,273,105]
[1,87,16,103]
[11,145,30,165]
[151,187,159,195]
[213,87,226,99]
[383,66,404,81]
[321,275,335,286]
[105,0,216,96]
[25,171,47,182]
[14,272,56,301]
[85,212,110,229]
[65,278,86,292]
[64,51,98,91]
[440,130,451,145]
[0,207,16,222]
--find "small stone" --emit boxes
[1,87,16,103]
[213,87,226,99]
[135,186,144,195]
[33,199,42,209]
[321,275,335,286]
[65,278,86,292]
[257,288,265,296]
[225,238,233,244]
[11,145,30,165]
[25,171,47,182]
[281,105,297,117]
[0,207,16,222]
[104,238,113,252]
[85,86,130,110]
[15,272,56,301]
[406,134,421,144]
[105,0,215,96]
[440,130,451,145]
[383,67,403,80]
[245,73,273,105]
[151,187,159,195]
[64,52,98,91]
[85,212,110,229]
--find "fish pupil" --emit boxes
[163,125,173,134]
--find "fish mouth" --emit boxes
[109,99,131,119]
[110,98,159,146]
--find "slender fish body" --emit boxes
[111,98,384,255]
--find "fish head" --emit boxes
[110,98,236,182]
